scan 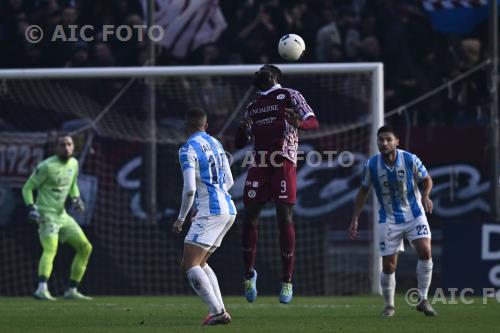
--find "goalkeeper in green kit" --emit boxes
[22,134,93,301]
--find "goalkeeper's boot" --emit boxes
[63,289,93,300]
[381,305,395,317]
[279,282,293,304]
[33,289,57,301]
[243,269,258,302]
[416,298,437,316]
[201,310,231,325]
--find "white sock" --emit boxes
[416,259,433,300]
[66,287,76,293]
[37,282,48,292]
[202,264,225,309]
[186,266,223,315]
[380,272,395,308]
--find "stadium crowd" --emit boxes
[0,0,492,125]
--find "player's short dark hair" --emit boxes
[55,132,73,146]
[260,64,282,82]
[253,70,274,90]
[185,107,207,129]
[57,131,72,140]
[377,125,398,138]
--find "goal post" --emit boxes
[0,63,383,296]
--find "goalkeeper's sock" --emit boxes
[279,222,295,282]
[202,264,225,309]
[37,282,48,292]
[380,272,395,308]
[242,223,258,279]
[416,259,433,300]
[68,279,79,289]
[37,276,48,292]
[186,266,223,315]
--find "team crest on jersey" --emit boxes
[398,170,405,178]
[276,93,285,100]
[248,190,256,198]
[379,242,386,251]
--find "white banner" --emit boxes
[142,0,227,58]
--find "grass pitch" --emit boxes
[1,295,499,333]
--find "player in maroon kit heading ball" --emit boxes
[235,64,319,304]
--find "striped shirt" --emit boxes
[362,149,428,224]
[245,84,314,164]
[179,132,236,217]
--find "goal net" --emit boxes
[0,64,382,296]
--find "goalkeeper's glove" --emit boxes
[72,197,85,213]
[28,205,41,224]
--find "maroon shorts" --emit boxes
[243,156,297,204]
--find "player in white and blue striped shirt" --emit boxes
[349,125,437,317]
[178,132,236,221]
[172,108,236,325]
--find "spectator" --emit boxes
[337,7,360,61]
[315,9,342,62]
[93,42,115,67]
[65,41,90,67]
[0,0,491,126]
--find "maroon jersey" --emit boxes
[245,84,314,164]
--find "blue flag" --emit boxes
[422,0,497,35]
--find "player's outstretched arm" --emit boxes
[298,115,319,130]
[22,163,48,207]
[235,117,252,149]
[22,177,41,223]
[69,163,81,199]
[287,90,318,130]
[222,152,234,190]
[285,108,319,130]
[69,164,85,213]
[349,185,370,240]
[421,175,433,214]
[22,166,47,224]
[22,178,36,207]
[173,167,196,234]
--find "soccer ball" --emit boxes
[278,34,305,61]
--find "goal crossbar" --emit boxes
[0,63,382,79]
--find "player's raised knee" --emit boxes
[81,242,93,256]
[382,260,397,274]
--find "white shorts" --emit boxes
[378,215,431,257]
[185,214,236,252]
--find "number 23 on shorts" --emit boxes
[416,224,429,236]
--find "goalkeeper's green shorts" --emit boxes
[38,211,86,243]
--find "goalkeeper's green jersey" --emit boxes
[22,156,80,213]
